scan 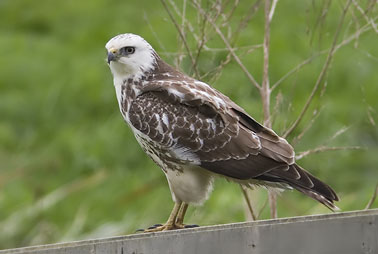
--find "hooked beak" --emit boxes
[107,48,118,64]
[107,52,116,64]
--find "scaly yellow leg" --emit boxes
[175,202,189,227]
[144,201,182,232]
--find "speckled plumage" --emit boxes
[105,33,338,212]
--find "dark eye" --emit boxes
[121,46,135,55]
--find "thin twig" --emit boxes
[350,1,363,49]
[159,44,263,56]
[203,44,263,52]
[261,0,279,219]
[367,106,377,127]
[365,183,378,210]
[268,0,279,21]
[161,0,201,77]
[352,0,378,33]
[283,0,353,139]
[201,51,233,81]
[271,53,319,91]
[192,0,261,90]
[233,0,262,41]
[192,2,211,74]
[256,195,269,219]
[291,107,324,146]
[223,0,240,25]
[261,0,273,127]
[167,0,200,43]
[295,146,362,160]
[175,0,188,68]
[334,15,378,52]
[325,126,350,144]
[272,15,378,92]
[310,0,332,46]
[270,91,284,127]
[268,192,277,218]
[240,185,257,220]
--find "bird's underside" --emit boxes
[105,33,339,233]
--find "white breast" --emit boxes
[165,165,214,205]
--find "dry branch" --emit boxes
[192,0,261,90]
[261,0,279,219]
[161,0,201,78]
[295,146,362,160]
[365,183,378,210]
[272,14,378,93]
[283,0,353,139]
[240,185,257,220]
[352,0,378,33]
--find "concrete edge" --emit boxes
[1,208,377,253]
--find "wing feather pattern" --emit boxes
[128,78,338,210]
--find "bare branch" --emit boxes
[325,126,350,144]
[161,0,201,77]
[240,185,257,220]
[261,0,279,218]
[352,0,378,33]
[176,0,188,68]
[271,53,319,91]
[259,0,282,219]
[256,195,269,219]
[202,44,263,52]
[283,0,353,139]
[268,0,279,21]
[273,15,378,92]
[167,0,200,43]
[367,106,377,127]
[223,0,240,26]
[233,0,262,40]
[159,44,263,57]
[191,10,209,74]
[268,192,277,218]
[261,0,273,127]
[271,91,283,125]
[192,0,261,90]
[201,51,233,81]
[295,146,362,160]
[365,183,378,210]
[349,4,361,48]
[291,107,323,146]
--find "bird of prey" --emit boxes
[105,33,339,232]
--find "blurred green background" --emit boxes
[0,0,377,249]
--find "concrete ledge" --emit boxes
[1,209,377,254]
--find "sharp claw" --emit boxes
[145,223,164,230]
[138,222,198,233]
[184,224,199,228]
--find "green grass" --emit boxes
[0,0,377,249]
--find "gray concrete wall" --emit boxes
[1,209,377,254]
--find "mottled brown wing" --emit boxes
[128,90,288,179]
[128,89,338,209]
[141,78,296,165]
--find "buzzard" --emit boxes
[105,33,338,232]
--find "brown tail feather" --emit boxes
[294,186,340,211]
[259,164,339,211]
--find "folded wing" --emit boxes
[128,85,338,210]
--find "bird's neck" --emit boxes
[113,56,189,109]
